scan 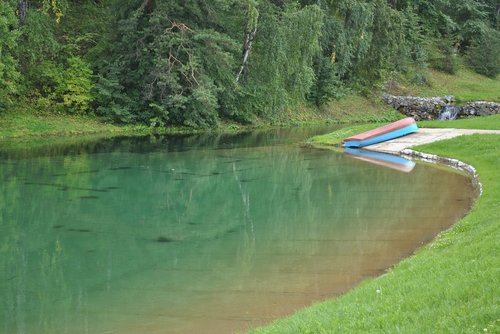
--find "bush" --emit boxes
[57,57,94,114]
[93,73,136,123]
[29,57,94,114]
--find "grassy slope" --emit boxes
[395,68,500,102]
[250,118,500,334]
[317,96,401,123]
[0,100,400,141]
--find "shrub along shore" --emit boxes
[249,115,500,333]
[1,67,498,142]
[0,92,402,141]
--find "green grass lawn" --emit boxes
[419,114,500,130]
[0,112,148,140]
[308,123,380,148]
[250,117,500,334]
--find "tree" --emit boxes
[0,1,21,111]
[94,0,242,127]
[466,28,500,78]
[243,2,323,116]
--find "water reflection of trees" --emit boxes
[0,126,337,160]
[0,135,473,333]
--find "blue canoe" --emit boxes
[343,117,418,148]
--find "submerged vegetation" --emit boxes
[0,0,499,130]
[250,116,500,333]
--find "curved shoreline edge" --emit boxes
[401,148,482,195]
[252,129,499,334]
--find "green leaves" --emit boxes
[58,57,94,114]
[2,0,498,124]
[0,1,21,111]
[93,0,245,127]
[466,28,500,78]
[27,57,93,114]
[245,3,323,115]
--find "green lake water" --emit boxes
[0,128,475,334]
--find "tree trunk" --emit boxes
[236,4,259,83]
[18,0,28,25]
[144,0,155,14]
[236,25,257,83]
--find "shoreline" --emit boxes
[362,128,500,154]
[401,148,482,195]
[361,127,500,196]
[251,122,499,333]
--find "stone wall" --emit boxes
[462,101,500,117]
[383,95,454,120]
[383,95,500,120]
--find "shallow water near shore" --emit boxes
[0,127,475,334]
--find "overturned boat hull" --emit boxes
[343,117,418,148]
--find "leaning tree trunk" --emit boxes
[236,25,257,83]
[236,3,259,83]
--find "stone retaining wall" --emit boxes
[383,95,500,120]
[462,101,500,117]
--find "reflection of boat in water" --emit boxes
[343,117,418,148]
[344,148,416,173]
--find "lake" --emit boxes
[0,127,475,334]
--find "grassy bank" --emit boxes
[419,114,500,130]
[0,112,149,140]
[308,115,500,149]
[0,97,400,142]
[390,68,500,102]
[250,117,499,333]
[1,67,497,142]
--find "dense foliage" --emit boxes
[0,0,498,126]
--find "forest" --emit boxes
[0,0,499,128]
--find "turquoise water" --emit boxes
[0,129,474,334]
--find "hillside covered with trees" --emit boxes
[1,0,499,128]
